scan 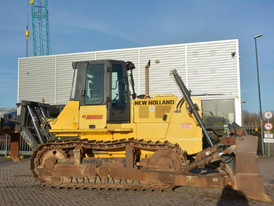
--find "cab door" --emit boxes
[108,61,130,123]
[78,63,107,129]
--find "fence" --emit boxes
[244,125,263,154]
[0,134,9,156]
[0,134,32,157]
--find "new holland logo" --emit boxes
[82,115,103,120]
[135,99,175,106]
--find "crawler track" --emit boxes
[31,138,188,191]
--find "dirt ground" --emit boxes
[0,156,273,206]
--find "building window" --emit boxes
[202,99,235,127]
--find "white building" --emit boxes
[18,39,241,126]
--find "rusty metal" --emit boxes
[9,133,21,162]
[32,140,226,190]
[195,146,217,161]
[234,135,273,203]
[31,139,188,189]
[184,151,222,171]
[140,149,185,171]
[125,146,135,168]
[228,122,248,137]
[30,138,273,203]
[220,137,236,145]
[0,118,22,162]
[145,60,151,96]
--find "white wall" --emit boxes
[18,39,241,124]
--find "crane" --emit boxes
[26,0,50,56]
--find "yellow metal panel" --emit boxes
[109,123,136,140]
[171,138,202,154]
[136,122,169,141]
[50,101,79,130]
[50,129,108,133]
[133,96,203,154]
[155,105,172,118]
[80,133,111,141]
[79,105,107,129]
[134,96,176,123]
[166,97,203,154]
[50,96,203,156]
[139,106,149,118]
[50,128,133,134]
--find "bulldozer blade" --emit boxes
[9,133,21,162]
[235,135,273,203]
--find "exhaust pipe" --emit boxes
[145,60,151,96]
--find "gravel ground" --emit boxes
[0,156,273,206]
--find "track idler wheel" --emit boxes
[33,148,67,184]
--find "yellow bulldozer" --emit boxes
[0,60,273,203]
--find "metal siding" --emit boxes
[187,41,238,97]
[55,53,95,104]
[18,40,240,121]
[235,40,242,125]
[139,45,186,96]
[18,56,55,104]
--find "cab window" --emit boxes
[112,64,129,110]
[84,64,104,105]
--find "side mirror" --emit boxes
[126,61,135,71]
[72,62,78,70]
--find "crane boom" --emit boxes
[30,0,50,56]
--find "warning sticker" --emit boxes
[180,123,192,128]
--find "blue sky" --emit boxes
[0,0,273,113]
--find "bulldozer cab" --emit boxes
[73,60,130,124]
